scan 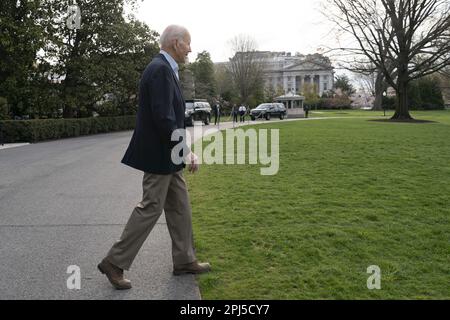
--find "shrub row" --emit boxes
[0,116,136,143]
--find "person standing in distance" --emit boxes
[98,25,211,290]
[213,100,220,126]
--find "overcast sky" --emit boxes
[134,0,340,64]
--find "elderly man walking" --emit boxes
[98,25,211,290]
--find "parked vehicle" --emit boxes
[185,100,211,126]
[250,103,287,121]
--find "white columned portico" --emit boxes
[292,75,296,94]
[319,75,323,96]
[301,74,304,94]
[283,76,288,93]
[275,92,305,118]
[310,74,316,94]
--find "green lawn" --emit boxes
[186,110,450,299]
[309,108,450,121]
[308,109,386,118]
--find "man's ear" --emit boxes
[170,39,176,51]
[174,39,180,50]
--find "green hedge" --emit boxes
[0,116,136,143]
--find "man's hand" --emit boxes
[187,152,199,174]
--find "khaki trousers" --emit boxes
[107,170,196,270]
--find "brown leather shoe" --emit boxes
[98,258,132,290]
[173,261,211,276]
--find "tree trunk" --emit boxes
[373,92,383,111]
[62,32,82,119]
[372,72,384,111]
[62,77,75,119]
[391,78,413,120]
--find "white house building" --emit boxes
[253,51,335,96]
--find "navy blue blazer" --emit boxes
[121,54,186,174]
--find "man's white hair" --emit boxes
[159,25,189,48]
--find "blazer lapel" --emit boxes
[172,72,183,97]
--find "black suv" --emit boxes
[250,103,287,121]
[185,100,212,126]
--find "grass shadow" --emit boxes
[369,119,438,124]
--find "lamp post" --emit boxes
[383,91,387,117]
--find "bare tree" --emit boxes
[439,65,450,78]
[353,66,390,110]
[228,35,264,105]
[437,65,450,105]
[325,0,450,120]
